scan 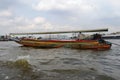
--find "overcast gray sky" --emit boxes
[0,0,120,34]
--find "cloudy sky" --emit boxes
[0,0,120,34]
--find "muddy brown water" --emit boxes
[0,40,120,80]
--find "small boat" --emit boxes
[102,34,120,39]
[10,28,112,50]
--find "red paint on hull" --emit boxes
[15,38,111,50]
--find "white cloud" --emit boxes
[42,22,53,30]
[33,0,95,12]
[108,0,120,17]
[0,0,120,34]
[17,24,36,30]
[33,17,45,24]
[33,0,120,18]
[0,10,12,17]
[0,15,83,34]
[108,0,120,6]
[0,16,56,33]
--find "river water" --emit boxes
[0,40,120,80]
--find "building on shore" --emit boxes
[0,35,11,41]
[102,32,120,39]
